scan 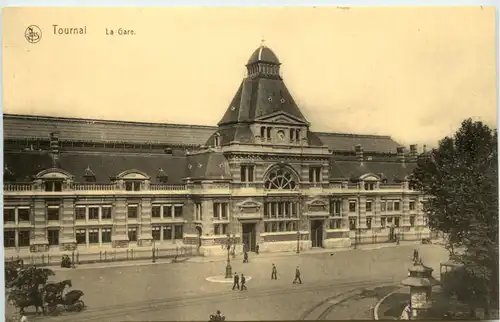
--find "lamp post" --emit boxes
[231,234,236,259]
[223,233,237,278]
[296,231,300,254]
[152,239,156,263]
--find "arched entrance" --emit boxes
[195,226,203,249]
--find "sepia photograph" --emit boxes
[2,6,498,321]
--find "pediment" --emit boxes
[255,111,308,125]
[116,169,150,180]
[35,168,73,180]
[237,199,262,213]
[359,173,381,181]
[306,198,328,212]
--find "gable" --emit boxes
[236,199,263,213]
[254,111,308,125]
[35,168,73,180]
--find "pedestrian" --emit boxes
[232,272,240,290]
[20,314,28,322]
[240,273,247,291]
[271,263,278,280]
[255,244,260,255]
[413,249,419,263]
[243,251,249,263]
[293,266,302,284]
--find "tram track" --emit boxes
[54,277,396,321]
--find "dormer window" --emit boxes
[45,180,62,192]
[156,168,168,184]
[364,182,375,190]
[125,181,141,191]
[83,166,96,183]
[214,133,221,147]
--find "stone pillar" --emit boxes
[138,198,153,247]
[359,195,367,229]
[402,194,411,227]
[112,198,129,248]
[341,198,349,229]
[374,195,382,228]
[31,199,49,252]
[60,198,76,251]
[202,199,215,235]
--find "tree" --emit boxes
[409,118,498,317]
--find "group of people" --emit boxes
[271,264,302,284]
[231,272,248,291]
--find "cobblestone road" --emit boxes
[6,244,447,321]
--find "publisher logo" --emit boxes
[25,25,42,44]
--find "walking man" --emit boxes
[255,244,260,255]
[293,266,302,284]
[232,272,240,290]
[240,273,247,291]
[271,264,278,280]
[413,249,419,263]
[243,251,249,263]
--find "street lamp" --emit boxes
[152,239,156,263]
[296,231,300,254]
[231,234,236,259]
[223,233,237,278]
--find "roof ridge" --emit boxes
[3,114,218,130]
[314,131,392,139]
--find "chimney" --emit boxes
[354,144,364,162]
[49,132,59,154]
[409,144,418,162]
[396,146,405,163]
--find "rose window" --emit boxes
[264,167,297,190]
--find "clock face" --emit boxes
[277,131,285,140]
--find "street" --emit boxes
[7,244,448,321]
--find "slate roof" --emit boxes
[186,150,231,180]
[247,46,281,65]
[4,114,404,154]
[217,77,308,126]
[4,151,189,184]
[329,159,416,182]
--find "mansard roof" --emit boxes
[329,158,416,182]
[4,114,404,154]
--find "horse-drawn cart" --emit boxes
[46,290,85,314]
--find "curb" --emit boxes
[373,288,404,320]
[206,275,253,283]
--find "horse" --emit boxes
[8,287,46,316]
[9,267,55,289]
[44,279,72,297]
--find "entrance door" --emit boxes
[196,226,202,248]
[310,220,324,248]
[242,223,257,252]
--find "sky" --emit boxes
[2,6,497,148]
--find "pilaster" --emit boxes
[31,199,49,252]
[138,198,153,246]
[359,195,367,228]
[402,194,411,227]
[112,198,128,248]
[60,198,76,251]
[374,195,382,228]
[342,198,349,229]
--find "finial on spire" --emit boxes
[261,37,266,47]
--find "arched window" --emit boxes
[264,166,298,190]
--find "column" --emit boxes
[112,198,129,248]
[31,199,49,252]
[341,198,349,229]
[359,195,367,229]
[139,198,153,247]
[170,205,174,219]
[85,230,89,247]
[60,198,77,251]
[402,194,411,227]
[15,229,19,248]
[99,228,102,246]
[374,195,382,228]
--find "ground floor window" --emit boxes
[214,224,228,235]
[152,226,161,240]
[4,230,15,247]
[76,229,86,244]
[366,217,372,229]
[264,220,297,232]
[128,227,137,242]
[381,217,386,227]
[174,225,183,240]
[410,216,415,227]
[329,219,342,229]
[48,229,59,246]
[89,229,99,244]
[163,226,172,240]
[101,228,112,243]
[18,230,30,247]
[349,218,357,230]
